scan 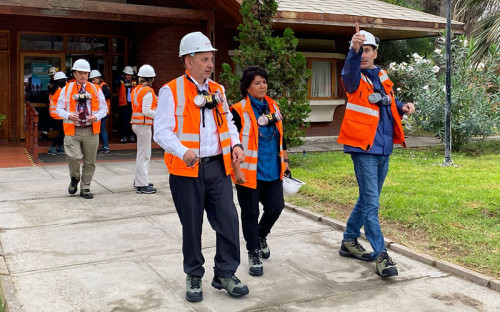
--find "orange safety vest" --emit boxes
[337,69,406,150]
[98,81,111,114]
[61,82,101,136]
[230,95,286,189]
[131,85,158,125]
[118,79,137,106]
[49,88,62,120]
[163,73,233,178]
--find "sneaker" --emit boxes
[185,274,203,302]
[248,249,263,276]
[259,237,270,259]
[56,146,65,155]
[376,251,398,278]
[211,275,249,297]
[339,238,373,261]
[120,137,127,144]
[80,189,94,199]
[98,147,110,154]
[129,136,136,143]
[136,185,157,194]
[68,177,79,194]
[47,146,58,156]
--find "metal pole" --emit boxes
[442,0,453,166]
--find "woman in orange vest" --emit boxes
[230,66,290,277]
[118,66,137,143]
[47,71,67,156]
[130,65,157,194]
[90,70,111,153]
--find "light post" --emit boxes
[442,0,453,166]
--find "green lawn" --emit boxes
[287,140,500,278]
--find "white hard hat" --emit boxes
[89,70,102,79]
[47,66,58,76]
[123,66,135,75]
[179,31,217,57]
[72,59,91,72]
[137,64,156,78]
[360,30,379,48]
[53,71,67,80]
[283,176,306,195]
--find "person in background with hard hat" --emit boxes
[130,65,157,194]
[40,66,59,143]
[56,59,108,199]
[47,71,67,156]
[154,31,248,302]
[337,22,415,278]
[90,70,111,154]
[118,66,137,144]
[229,66,289,278]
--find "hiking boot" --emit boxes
[259,237,270,259]
[136,185,157,194]
[47,146,58,156]
[56,146,65,155]
[185,274,203,302]
[97,147,110,154]
[120,137,127,144]
[68,177,79,194]
[248,249,263,276]
[339,238,373,261]
[211,275,249,297]
[376,251,398,278]
[80,189,94,199]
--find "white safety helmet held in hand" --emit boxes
[283,176,306,195]
[123,66,135,75]
[53,71,67,80]
[72,59,91,72]
[89,70,102,79]
[179,31,217,57]
[47,66,58,76]
[360,30,379,49]
[137,64,156,78]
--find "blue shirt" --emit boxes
[341,48,404,155]
[248,95,280,181]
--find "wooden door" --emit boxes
[0,52,8,141]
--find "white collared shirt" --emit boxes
[154,76,241,159]
[56,81,108,123]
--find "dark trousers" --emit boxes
[119,104,133,138]
[50,119,64,147]
[236,179,284,252]
[169,157,240,278]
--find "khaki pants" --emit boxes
[132,124,152,187]
[64,126,99,189]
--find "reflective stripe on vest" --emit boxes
[346,102,379,117]
[131,85,156,125]
[62,82,101,135]
[175,76,200,155]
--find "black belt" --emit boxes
[199,154,222,165]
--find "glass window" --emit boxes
[20,34,63,51]
[23,56,62,103]
[67,36,108,52]
[311,60,332,98]
[112,38,125,53]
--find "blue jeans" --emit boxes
[343,153,390,260]
[99,116,109,148]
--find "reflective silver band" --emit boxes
[240,162,257,170]
[346,102,379,117]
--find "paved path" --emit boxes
[0,159,499,312]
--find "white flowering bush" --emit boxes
[388,35,500,151]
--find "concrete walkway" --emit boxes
[1,138,499,311]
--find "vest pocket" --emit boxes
[342,115,374,141]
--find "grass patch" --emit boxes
[287,140,500,278]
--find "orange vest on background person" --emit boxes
[118,79,137,106]
[49,88,63,120]
[131,85,158,125]
[230,95,286,189]
[61,82,101,136]
[98,81,111,114]
[163,73,232,178]
[337,69,406,151]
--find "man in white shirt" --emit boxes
[56,59,107,199]
[154,32,248,302]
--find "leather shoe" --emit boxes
[68,177,79,195]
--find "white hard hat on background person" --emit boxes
[123,66,135,75]
[89,70,102,79]
[53,72,67,80]
[359,30,379,49]
[72,59,91,72]
[179,31,217,57]
[137,64,156,78]
[283,176,306,195]
[47,66,58,76]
